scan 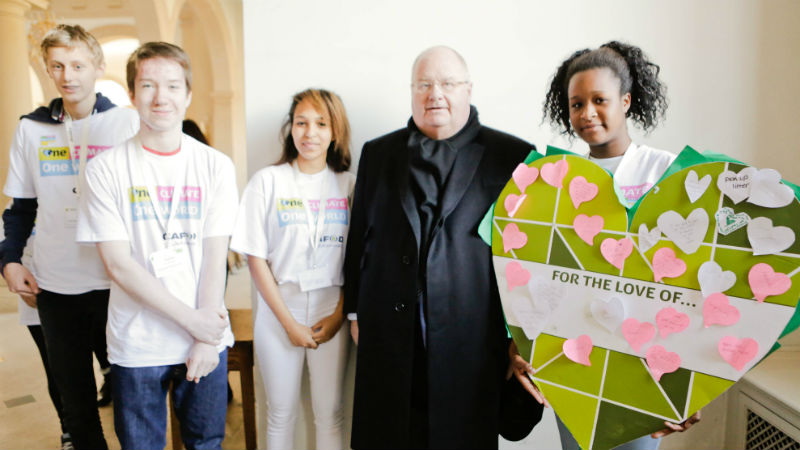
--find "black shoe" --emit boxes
[97,373,112,407]
[61,433,74,450]
[227,381,233,404]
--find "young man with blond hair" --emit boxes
[1,24,138,450]
[77,41,237,449]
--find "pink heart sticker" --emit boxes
[512,163,539,193]
[563,334,593,366]
[621,318,656,352]
[569,176,599,209]
[505,261,530,292]
[652,247,687,282]
[502,223,528,254]
[748,262,792,303]
[600,237,634,270]
[655,307,690,338]
[573,214,604,246]
[504,193,527,218]
[645,345,681,382]
[703,293,740,328]
[718,336,759,371]
[541,159,569,188]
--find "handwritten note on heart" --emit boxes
[541,159,569,189]
[697,261,737,297]
[684,170,711,203]
[747,216,795,256]
[504,193,527,218]
[657,208,709,255]
[655,307,690,338]
[717,167,756,204]
[590,297,626,333]
[718,336,758,371]
[637,224,661,253]
[652,247,687,282]
[748,263,791,303]
[573,214,604,246]
[715,207,750,235]
[703,293,740,328]
[600,237,634,270]
[569,176,599,209]
[511,296,551,341]
[621,318,656,352]
[646,345,681,382]
[563,334,593,366]
[502,223,528,254]
[512,163,539,194]
[748,168,795,208]
[505,261,530,291]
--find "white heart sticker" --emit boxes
[717,167,756,204]
[590,297,626,333]
[657,208,709,255]
[637,224,661,253]
[747,216,796,256]
[697,260,737,297]
[685,170,711,203]
[510,296,552,341]
[747,168,795,208]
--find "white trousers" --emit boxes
[254,283,348,450]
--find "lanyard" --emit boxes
[64,113,92,197]
[128,136,186,235]
[292,162,331,264]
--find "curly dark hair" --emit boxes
[543,41,668,136]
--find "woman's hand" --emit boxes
[508,340,549,407]
[651,410,701,438]
[311,310,345,345]
[286,321,318,349]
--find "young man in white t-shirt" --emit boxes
[77,42,237,450]
[1,25,138,450]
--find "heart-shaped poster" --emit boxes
[491,152,800,450]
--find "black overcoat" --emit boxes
[344,120,534,449]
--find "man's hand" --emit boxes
[508,340,549,407]
[185,306,227,346]
[651,410,701,438]
[350,319,359,345]
[311,311,344,345]
[3,263,40,299]
[20,293,37,308]
[287,321,318,349]
[186,342,220,383]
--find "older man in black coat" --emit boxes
[344,46,536,449]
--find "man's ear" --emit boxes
[622,92,631,114]
[186,90,192,108]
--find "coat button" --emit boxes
[393,302,406,312]
[401,255,410,265]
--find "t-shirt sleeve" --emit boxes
[76,155,130,243]
[3,121,37,199]
[229,170,271,259]
[203,155,238,238]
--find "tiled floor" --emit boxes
[0,265,252,450]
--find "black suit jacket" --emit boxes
[344,120,534,449]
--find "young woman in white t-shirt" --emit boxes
[537,41,698,450]
[230,89,355,450]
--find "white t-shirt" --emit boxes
[3,107,139,294]
[590,143,676,206]
[76,134,238,367]
[230,163,355,289]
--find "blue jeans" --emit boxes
[556,414,661,450]
[112,349,228,450]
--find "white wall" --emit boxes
[242,1,800,448]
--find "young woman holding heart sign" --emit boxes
[534,42,700,450]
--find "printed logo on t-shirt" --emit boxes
[276,198,349,227]
[619,182,653,203]
[129,185,203,221]
[38,145,111,177]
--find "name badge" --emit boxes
[63,207,78,228]
[298,265,331,292]
[149,246,192,279]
